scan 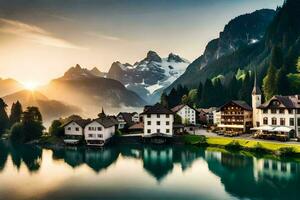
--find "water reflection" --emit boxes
[0,141,42,172]
[1,141,300,199]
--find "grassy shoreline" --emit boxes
[183,135,300,157]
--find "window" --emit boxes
[279,109,284,114]
[297,118,300,126]
[166,114,170,118]
[97,127,102,131]
[157,121,160,125]
[157,114,160,118]
[166,121,170,125]
[147,121,151,125]
[147,129,151,134]
[272,117,277,125]
[88,127,91,131]
[75,127,79,131]
[157,129,160,133]
[288,109,293,114]
[88,134,93,137]
[97,134,102,138]
[271,109,276,114]
[263,117,268,125]
[67,127,71,130]
[297,109,300,114]
[280,118,285,126]
[166,129,170,133]
[290,118,294,126]
[147,114,151,118]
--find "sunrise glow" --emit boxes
[22,81,39,91]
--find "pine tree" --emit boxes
[196,82,203,106]
[9,101,23,127]
[270,46,283,69]
[0,98,9,135]
[263,63,278,100]
[200,79,214,107]
[160,92,169,108]
[276,66,290,95]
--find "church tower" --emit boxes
[252,71,262,127]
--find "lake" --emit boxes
[0,141,300,200]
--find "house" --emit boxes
[62,119,90,145]
[250,73,299,140]
[197,107,217,125]
[141,103,174,138]
[84,117,118,146]
[252,95,300,139]
[213,109,221,125]
[171,104,196,125]
[218,100,253,136]
[116,112,137,129]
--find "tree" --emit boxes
[174,114,182,124]
[188,89,198,106]
[196,82,203,106]
[10,106,44,143]
[276,67,290,95]
[49,120,64,137]
[9,101,23,127]
[263,63,278,100]
[0,98,9,135]
[160,92,169,108]
[181,94,189,105]
[270,46,283,69]
[200,79,214,107]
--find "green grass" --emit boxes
[183,135,300,153]
[183,135,206,145]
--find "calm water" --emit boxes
[0,141,300,200]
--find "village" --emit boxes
[62,76,300,147]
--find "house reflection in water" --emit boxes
[205,150,300,199]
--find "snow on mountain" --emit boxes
[107,51,190,103]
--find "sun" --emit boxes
[22,81,39,91]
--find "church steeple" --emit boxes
[98,107,106,119]
[252,70,262,95]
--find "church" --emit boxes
[251,75,300,140]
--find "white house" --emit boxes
[63,119,89,145]
[171,104,196,125]
[251,74,300,138]
[84,117,117,146]
[141,103,174,137]
[116,112,138,129]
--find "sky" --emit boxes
[0,0,283,85]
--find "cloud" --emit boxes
[86,32,122,41]
[0,18,87,50]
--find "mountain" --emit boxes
[41,64,146,115]
[2,90,81,122]
[62,64,106,80]
[0,78,23,96]
[107,51,190,103]
[166,9,276,91]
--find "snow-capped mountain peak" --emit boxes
[107,51,190,103]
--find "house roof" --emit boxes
[93,116,118,128]
[259,95,300,109]
[141,103,174,115]
[62,119,91,128]
[220,100,252,111]
[117,112,134,125]
[128,122,144,130]
[171,104,196,113]
[197,107,216,114]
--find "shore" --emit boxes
[183,134,300,157]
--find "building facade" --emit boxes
[84,117,117,146]
[63,119,89,144]
[218,101,253,135]
[142,103,174,136]
[172,104,196,125]
[256,95,300,137]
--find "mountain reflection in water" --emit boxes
[0,141,300,200]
